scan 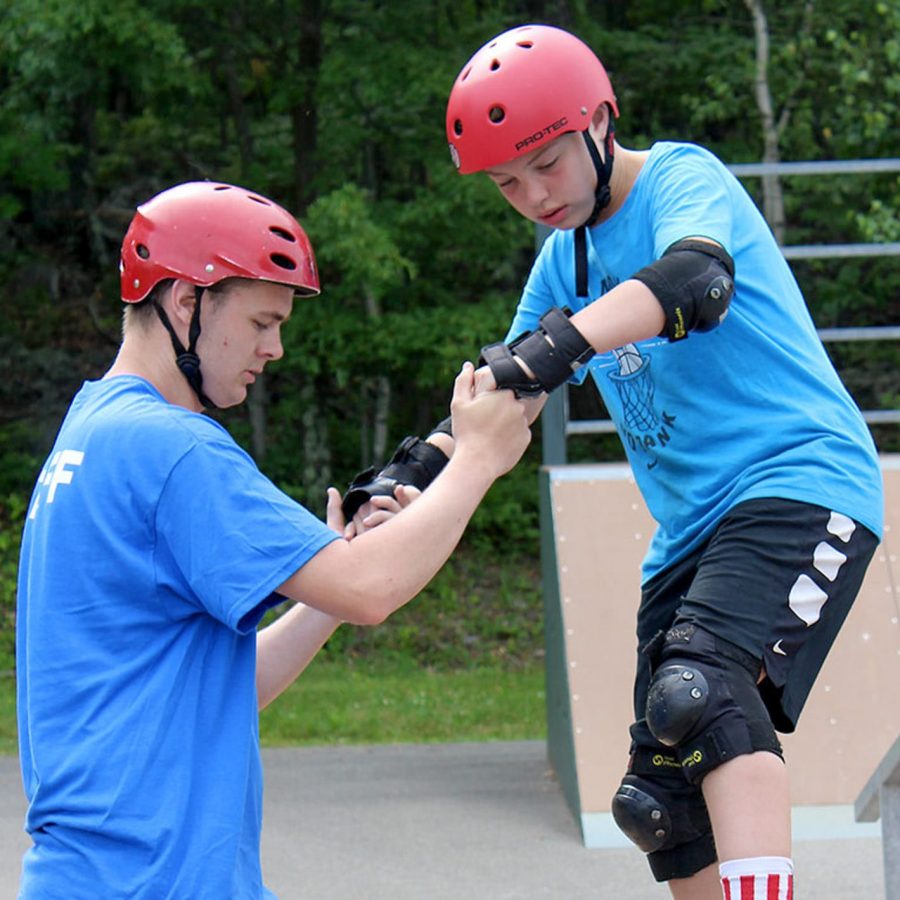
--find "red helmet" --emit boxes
[119,181,319,303]
[446,25,618,174]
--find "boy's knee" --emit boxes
[611,749,717,882]
[644,622,782,784]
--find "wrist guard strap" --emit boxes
[341,436,449,520]
[429,416,453,437]
[478,307,595,398]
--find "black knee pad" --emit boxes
[644,623,782,783]
[611,747,717,882]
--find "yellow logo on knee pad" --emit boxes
[681,749,704,768]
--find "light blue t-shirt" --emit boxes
[16,377,339,898]
[510,142,883,579]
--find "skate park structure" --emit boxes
[538,450,899,846]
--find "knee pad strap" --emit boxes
[612,747,717,882]
[645,624,782,784]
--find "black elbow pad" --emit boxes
[633,239,735,342]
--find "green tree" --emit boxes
[0,0,895,617]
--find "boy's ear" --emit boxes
[590,102,610,132]
[165,279,199,326]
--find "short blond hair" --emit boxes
[121,278,251,336]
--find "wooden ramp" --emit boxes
[539,455,900,845]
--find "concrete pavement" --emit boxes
[0,742,886,898]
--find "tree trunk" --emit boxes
[291,0,322,212]
[744,0,787,244]
[372,375,391,467]
[363,285,391,466]
[300,380,332,516]
[222,5,255,174]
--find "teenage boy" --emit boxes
[16,180,531,898]
[344,25,883,900]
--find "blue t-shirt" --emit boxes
[16,377,339,898]
[510,141,883,579]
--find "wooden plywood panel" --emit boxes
[544,456,900,815]
[547,464,652,815]
[781,457,900,806]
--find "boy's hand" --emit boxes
[346,484,423,537]
[473,364,498,395]
[451,362,531,478]
[325,487,348,534]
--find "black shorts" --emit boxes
[634,497,879,734]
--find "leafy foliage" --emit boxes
[0,0,897,652]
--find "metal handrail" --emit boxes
[560,325,899,435]
[728,159,900,176]
[731,158,900,260]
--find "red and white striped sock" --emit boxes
[719,856,793,900]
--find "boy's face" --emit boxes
[195,280,295,409]
[483,131,597,229]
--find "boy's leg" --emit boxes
[638,623,796,900]
[665,499,877,899]
[701,754,795,900]
[616,498,878,897]
[668,864,721,900]
[701,751,790,862]
[669,854,794,900]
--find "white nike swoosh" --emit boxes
[773,640,787,656]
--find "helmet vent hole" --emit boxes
[270,253,297,271]
[269,226,297,243]
[461,65,472,82]
[247,194,272,206]
[136,244,151,260]
[489,58,501,72]
[213,185,231,192]
[516,41,534,49]
[488,106,505,124]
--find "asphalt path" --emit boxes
[0,742,885,898]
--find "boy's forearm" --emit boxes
[256,603,341,709]
[281,449,498,625]
[570,280,666,354]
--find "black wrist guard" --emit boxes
[632,239,735,342]
[478,307,595,398]
[429,416,453,438]
[341,436,449,520]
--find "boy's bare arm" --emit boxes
[256,487,350,709]
[277,363,531,625]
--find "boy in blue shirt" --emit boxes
[16,180,531,898]
[346,24,883,900]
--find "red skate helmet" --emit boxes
[120,181,319,303]
[446,24,618,174]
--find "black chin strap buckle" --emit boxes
[177,351,201,380]
[575,226,588,299]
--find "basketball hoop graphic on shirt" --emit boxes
[609,345,657,431]
[606,344,676,470]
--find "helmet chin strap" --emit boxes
[574,117,616,297]
[153,286,218,410]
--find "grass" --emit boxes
[0,542,549,755]
[260,658,547,747]
[0,660,547,757]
